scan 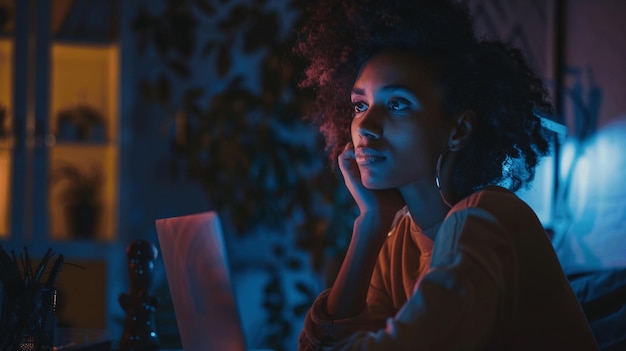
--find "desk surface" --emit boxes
[54,328,273,351]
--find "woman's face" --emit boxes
[350,50,449,190]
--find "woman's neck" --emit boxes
[399,182,450,241]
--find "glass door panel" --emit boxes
[48,43,119,241]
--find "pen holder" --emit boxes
[0,286,58,351]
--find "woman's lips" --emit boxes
[355,147,386,165]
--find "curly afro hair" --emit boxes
[293,0,552,197]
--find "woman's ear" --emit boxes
[448,110,476,151]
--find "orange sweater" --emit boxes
[299,186,598,350]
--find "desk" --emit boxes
[54,328,273,351]
[54,328,111,350]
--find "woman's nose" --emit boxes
[354,108,383,139]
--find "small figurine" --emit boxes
[119,240,160,351]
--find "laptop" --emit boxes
[155,211,247,351]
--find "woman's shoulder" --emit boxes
[452,185,531,213]
[445,185,542,234]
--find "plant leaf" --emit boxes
[216,44,231,77]
[156,74,172,106]
[167,59,191,79]
[194,0,216,16]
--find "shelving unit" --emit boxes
[0,0,124,333]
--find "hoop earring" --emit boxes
[435,146,454,208]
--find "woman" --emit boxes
[293,0,598,350]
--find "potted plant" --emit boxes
[51,162,104,239]
[55,104,107,142]
[0,247,64,350]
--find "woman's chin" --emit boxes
[361,178,394,190]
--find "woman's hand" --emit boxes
[338,142,405,223]
[325,142,406,318]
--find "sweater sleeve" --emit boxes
[298,210,408,351]
[299,206,516,351]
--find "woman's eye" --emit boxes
[352,101,368,113]
[387,98,411,111]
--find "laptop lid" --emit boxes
[155,211,247,351]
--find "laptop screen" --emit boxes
[155,212,247,351]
